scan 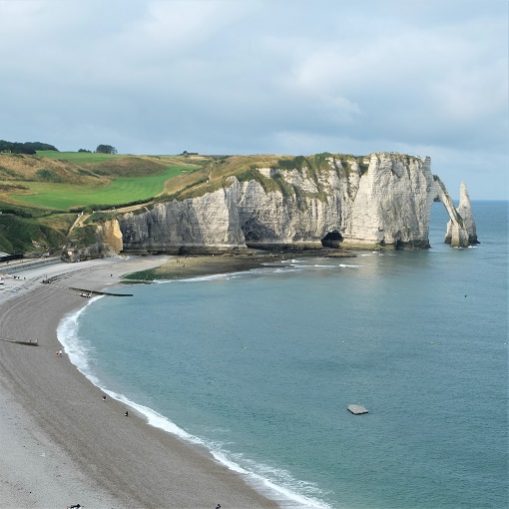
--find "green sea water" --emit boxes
[61,202,508,508]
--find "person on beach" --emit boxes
[124,410,129,417]
[102,395,106,400]
[56,349,63,357]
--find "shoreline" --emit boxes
[0,255,281,508]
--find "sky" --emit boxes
[0,0,507,199]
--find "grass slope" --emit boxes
[0,214,69,254]
[10,165,190,210]
[36,150,118,163]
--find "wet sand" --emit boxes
[0,256,279,508]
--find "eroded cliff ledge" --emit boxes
[64,152,478,260]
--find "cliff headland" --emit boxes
[70,152,478,259]
[0,150,477,261]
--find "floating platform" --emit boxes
[347,404,368,415]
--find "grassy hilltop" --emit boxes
[0,149,367,256]
[0,151,198,210]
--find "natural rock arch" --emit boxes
[433,177,478,247]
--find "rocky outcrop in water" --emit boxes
[434,178,478,248]
[64,152,479,259]
[447,182,478,246]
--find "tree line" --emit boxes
[78,145,117,154]
[0,140,117,155]
[0,140,58,154]
[79,145,117,154]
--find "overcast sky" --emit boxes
[0,0,507,198]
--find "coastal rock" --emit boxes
[100,219,124,253]
[63,219,124,262]
[435,178,478,247]
[74,152,477,256]
[119,153,440,252]
[451,182,478,245]
[342,153,434,248]
[119,186,246,253]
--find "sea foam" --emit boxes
[57,296,104,385]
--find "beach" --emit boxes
[0,256,279,509]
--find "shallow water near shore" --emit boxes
[61,202,508,509]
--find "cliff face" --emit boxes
[117,152,446,253]
[62,219,123,262]
[119,188,245,252]
[342,153,434,247]
[66,152,477,259]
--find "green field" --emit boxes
[36,150,118,163]
[9,165,188,210]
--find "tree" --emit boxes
[95,144,117,154]
[0,140,58,154]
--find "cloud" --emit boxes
[276,17,507,146]
[0,0,506,197]
[133,1,252,48]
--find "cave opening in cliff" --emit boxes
[321,230,343,248]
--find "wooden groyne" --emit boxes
[69,287,133,297]
[0,337,38,346]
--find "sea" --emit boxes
[58,201,508,509]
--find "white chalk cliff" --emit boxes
[76,152,476,259]
[433,177,478,247]
[445,181,478,246]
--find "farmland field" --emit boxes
[7,165,190,210]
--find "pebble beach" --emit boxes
[0,256,278,509]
